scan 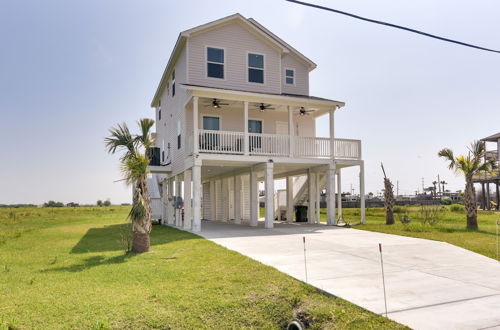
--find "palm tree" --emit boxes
[105,119,155,253]
[438,140,497,230]
[432,181,438,199]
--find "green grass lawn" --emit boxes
[318,206,500,260]
[0,207,404,329]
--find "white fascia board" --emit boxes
[184,85,345,109]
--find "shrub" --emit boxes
[450,204,465,212]
[441,198,452,205]
[418,205,444,225]
[43,201,64,207]
[393,206,403,214]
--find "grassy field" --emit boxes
[0,206,404,329]
[319,206,500,260]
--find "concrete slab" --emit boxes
[192,220,500,330]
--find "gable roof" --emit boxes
[481,132,500,142]
[151,13,316,107]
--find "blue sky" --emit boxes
[1,0,499,204]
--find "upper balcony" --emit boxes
[195,129,361,160]
[180,85,362,162]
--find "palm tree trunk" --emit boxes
[131,176,152,253]
[464,178,478,230]
[132,232,150,253]
[384,178,395,225]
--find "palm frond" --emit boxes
[134,118,155,151]
[121,154,150,185]
[438,148,455,170]
[105,123,135,158]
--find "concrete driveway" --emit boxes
[195,220,500,330]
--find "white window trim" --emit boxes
[246,51,266,85]
[248,117,264,134]
[284,67,296,86]
[201,115,222,131]
[205,45,226,81]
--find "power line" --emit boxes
[286,0,500,54]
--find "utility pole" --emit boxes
[421,177,425,192]
[396,180,399,197]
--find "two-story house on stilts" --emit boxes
[148,14,366,232]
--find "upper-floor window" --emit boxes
[158,100,161,121]
[177,120,181,149]
[207,47,224,79]
[248,53,264,84]
[285,68,295,85]
[171,70,176,97]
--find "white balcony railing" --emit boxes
[197,129,361,160]
[198,129,244,154]
[249,133,290,157]
[294,136,330,158]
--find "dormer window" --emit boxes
[285,69,295,85]
[248,53,264,83]
[207,47,224,79]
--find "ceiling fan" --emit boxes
[204,98,229,109]
[296,107,315,116]
[253,103,276,112]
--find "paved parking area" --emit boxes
[195,220,500,330]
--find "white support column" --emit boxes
[210,180,216,221]
[175,175,182,227]
[167,178,174,225]
[360,162,366,224]
[326,163,337,225]
[161,178,168,225]
[183,169,192,230]
[329,108,335,158]
[192,164,202,232]
[307,169,316,224]
[244,101,249,155]
[234,175,242,224]
[222,177,229,222]
[288,106,294,157]
[250,168,258,227]
[316,173,321,224]
[264,162,274,229]
[286,176,294,223]
[193,96,199,154]
[337,168,342,221]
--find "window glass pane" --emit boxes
[248,53,264,68]
[207,47,224,63]
[207,63,224,78]
[248,68,264,83]
[248,120,262,133]
[203,117,220,130]
[286,69,294,77]
[286,77,294,85]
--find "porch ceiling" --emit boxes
[183,84,343,118]
[200,160,358,181]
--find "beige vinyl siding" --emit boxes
[187,22,281,94]
[241,174,250,221]
[198,105,315,136]
[155,48,191,177]
[281,54,309,96]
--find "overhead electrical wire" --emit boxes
[286,0,500,54]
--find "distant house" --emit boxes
[147,14,365,231]
[473,132,500,210]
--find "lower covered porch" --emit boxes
[156,156,366,232]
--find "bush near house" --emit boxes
[0,207,404,329]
